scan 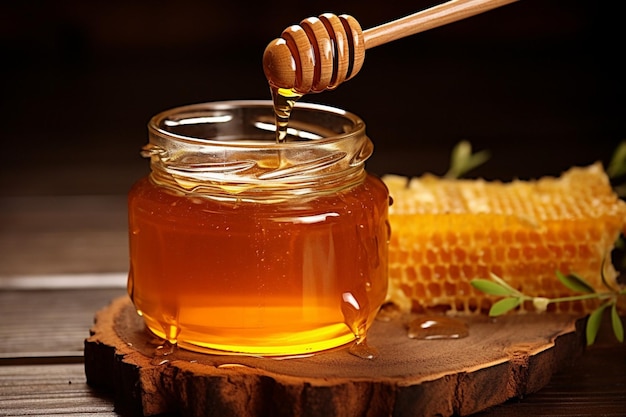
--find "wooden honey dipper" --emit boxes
[263,0,519,93]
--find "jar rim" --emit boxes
[148,100,365,148]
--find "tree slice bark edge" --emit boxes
[84,296,585,417]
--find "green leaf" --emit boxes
[489,297,522,317]
[586,303,610,346]
[471,279,516,296]
[607,140,626,179]
[556,271,596,294]
[489,272,522,296]
[444,140,491,179]
[451,141,471,167]
[611,303,624,343]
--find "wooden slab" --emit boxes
[84,296,585,417]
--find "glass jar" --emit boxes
[127,100,389,356]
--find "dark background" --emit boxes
[1,0,624,196]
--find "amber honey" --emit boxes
[127,101,389,356]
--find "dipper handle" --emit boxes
[363,0,518,49]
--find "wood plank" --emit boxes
[0,196,129,276]
[0,273,127,290]
[0,363,120,416]
[0,288,126,360]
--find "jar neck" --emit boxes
[143,100,373,201]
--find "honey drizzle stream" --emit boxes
[271,86,303,143]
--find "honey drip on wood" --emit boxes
[348,339,379,360]
[341,291,378,360]
[407,316,469,340]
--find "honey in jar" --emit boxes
[127,101,389,356]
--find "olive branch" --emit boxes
[470,266,625,345]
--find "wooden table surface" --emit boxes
[1,195,625,417]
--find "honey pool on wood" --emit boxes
[84,296,584,417]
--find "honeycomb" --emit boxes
[383,163,626,315]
